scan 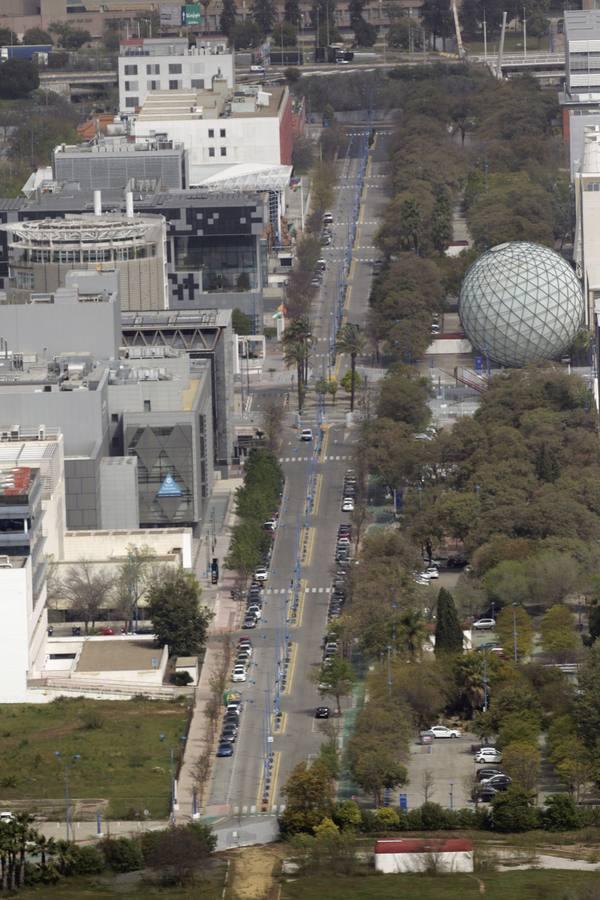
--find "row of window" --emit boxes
[209,147,227,157]
[21,245,157,263]
[124,77,207,97]
[124,63,184,76]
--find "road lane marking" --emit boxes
[304,527,315,566]
[313,474,323,515]
[270,750,282,806]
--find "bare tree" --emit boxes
[421,768,436,803]
[113,544,157,630]
[261,393,286,454]
[62,560,114,633]
[45,555,63,610]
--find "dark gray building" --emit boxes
[53,138,188,192]
[0,186,266,327]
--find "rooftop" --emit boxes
[0,466,32,498]
[135,84,285,123]
[374,839,474,854]
[121,308,231,328]
[119,37,229,58]
[76,639,163,672]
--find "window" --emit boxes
[147,80,159,90]
[111,413,119,423]
[220,128,226,137]
[168,79,181,90]
[125,96,139,108]
[124,64,138,75]
[146,63,160,75]
[191,78,204,89]
[220,146,227,156]
[168,63,182,74]
[124,80,138,91]
[209,147,215,157]
[208,128,214,138]
[144,400,152,412]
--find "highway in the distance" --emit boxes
[208,128,391,817]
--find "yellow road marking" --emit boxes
[313,473,323,515]
[256,762,264,810]
[320,430,330,461]
[270,750,282,806]
[283,641,298,694]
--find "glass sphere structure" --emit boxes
[459,242,584,368]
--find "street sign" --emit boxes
[399,793,408,810]
[474,355,483,372]
[182,3,202,25]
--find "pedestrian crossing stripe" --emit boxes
[278,455,351,463]
[265,587,332,595]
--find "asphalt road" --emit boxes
[208,129,392,816]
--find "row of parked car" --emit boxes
[473,744,511,802]
[311,257,327,289]
[216,687,244,757]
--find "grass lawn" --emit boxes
[282,869,596,899]
[0,697,191,819]
[18,869,225,900]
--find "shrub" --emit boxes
[100,837,143,872]
[420,801,453,830]
[373,807,400,829]
[542,794,581,831]
[71,844,105,875]
[358,808,380,832]
[488,787,541,833]
[333,800,362,830]
[172,671,193,686]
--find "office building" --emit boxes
[0,202,168,312]
[561,10,600,165]
[575,125,600,326]
[54,136,188,192]
[132,82,295,184]
[108,351,213,527]
[121,309,235,466]
[0,187,266,323]
[119,36,234,115]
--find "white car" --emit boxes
[300,428,313,442]
[475,747,502,763]
[246,604,262,620]
[473,618,496,630]
[414,575,431,586]
[342,498,354,512]
[254,567,268,582]
[425,567,439,579]
[428,725,462,739]
[231,667,247,683]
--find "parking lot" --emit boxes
[404,731,479,811]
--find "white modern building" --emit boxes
[119,36,234,115]
[132,82,295,185]
[374,839,474,874]
[574,124,600,325]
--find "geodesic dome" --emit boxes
[458,242,584,368]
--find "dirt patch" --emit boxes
[228,845,284,900]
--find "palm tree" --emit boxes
[283,317,312,413]
[397,609,427,661]
[336,323,366,412]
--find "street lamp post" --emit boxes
[160,733,186,822]
[54,751,81,841]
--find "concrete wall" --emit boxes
[119,52,234,113]
[0,561,31,701]
[62,526,193,568]
[99,456,139,529]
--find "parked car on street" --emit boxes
[216,743,234,757]
[476,767,504,781]
[315,706,330,719]
[475,747,502,764]
[472,618,496,630]
[426,725,462,739]
[480,774,512,790]
[254,566,269,582]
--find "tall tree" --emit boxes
[0,59,39,99]
[251,0,275,35]
[220,0,237,37]
[284,0,301,26]
[314,657,356,714]
[280,760,335,833]
[336,323,366,413]
[113,544,157,630]
[283,316,312,413]
[434,588,464,654]
[147,569,213,656]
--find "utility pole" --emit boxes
[483,9,487,61]
[512,603,519,662]
[523,6,527,59]
[386,644,392,699]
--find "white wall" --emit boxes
[133,116,281,183]
[0,562,32,701]
[119,52,234,113]
[375,850,474,874]
[62,528,193,569]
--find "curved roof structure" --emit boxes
[193,163,292,193]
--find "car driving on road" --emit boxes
[472,618,496,630]
[426,724,462,739]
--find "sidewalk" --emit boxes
[175,479,243,823]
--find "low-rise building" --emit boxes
[118,36,233,116]
[374,839,474,874]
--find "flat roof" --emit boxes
[0,466,32,498]
[121,309,231,327]
[76,639,163,672]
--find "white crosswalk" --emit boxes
[278,455,352,463]
[265,587,333,595]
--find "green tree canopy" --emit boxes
[434,588,463,654]
[0,59,39,99]
[147,570,213,657]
